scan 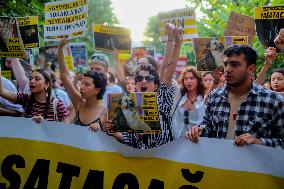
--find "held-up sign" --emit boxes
[93,25,131,54]
[159,8,198,43]
[44,0,88,41]
[224,11,255,45]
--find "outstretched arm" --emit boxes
[256,47,276,85]
[162,24,183,86]
[58,38,82,110]
[0,76,18,103]
[9,58,29,92]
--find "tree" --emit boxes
[143,15,165,55]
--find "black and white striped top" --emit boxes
[122,83,175,149]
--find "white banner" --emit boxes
[0,117,283,188]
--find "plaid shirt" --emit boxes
[200,82,284,149]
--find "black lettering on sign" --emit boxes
[82,170,104,189]
[56,162,80,189]
[0,155,25,189]
[179,169,204,189]
[112,173,139,189]
[148,179,164,189]
[23,159,50,189]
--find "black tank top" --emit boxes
[73,110,104,127]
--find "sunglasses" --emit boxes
[91,55,108,66]
[184,110,189,125]
[135,75,155,82]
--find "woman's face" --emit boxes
[29,71,49,93]
[135,70,157,92]
[271,72,284,92]
[183,71,198,92]
[126,78,135,93]
[203,73,214,89]
[80,76,100,99]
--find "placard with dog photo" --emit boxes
[193,37,225,71]
[107,92,161,134]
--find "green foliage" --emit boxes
[142,15,164,54]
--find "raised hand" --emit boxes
[264,47,276,65]
[274,28,284,53]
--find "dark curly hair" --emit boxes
[224,45,257,66]
[135,64,160,91]
[83,71,107,100]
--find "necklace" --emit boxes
[188,98,197,104]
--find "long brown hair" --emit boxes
[179,66,205,97]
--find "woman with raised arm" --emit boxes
[0,68,67,123]
[58,38,107,131]
[107,24,183,149]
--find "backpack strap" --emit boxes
[53,98,59,122]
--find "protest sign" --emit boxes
[132,46,155,60]
[0,116,283,188]
[224,11,255,45]
[44,0,88,41]
[35,45,73,70]
[17,16,39,48]
[159,8,197,43]
[69,42,87,68]
[0,17,26,58]
[220,36,248,47]
[255,6,284,52]
[193,38,225,71]
[108,92,161,134]
[93,25,131,54]
[0,58,15,80]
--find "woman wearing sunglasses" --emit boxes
[108,24,183,149]
[172,67,206,139]
[58,38,107,131]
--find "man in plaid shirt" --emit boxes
[186,45,284,149]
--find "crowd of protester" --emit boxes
[0,24,284,149]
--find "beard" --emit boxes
[226,73,248,88]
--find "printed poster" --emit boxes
[193,38,225,71]
[70,42,87,68]
[44,0,88,41]
[224,11,255,45]
[35,45,73,70]
[0,17,26,58]
[159,8,198,43]
[93,25,131,54]
[17,16,39,48]
[220,36,249,47]
[108,92,161,134]
[132,46,155,60]
[255,6,284,52]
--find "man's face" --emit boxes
[90,62,107,73]
[223,54,253,88]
